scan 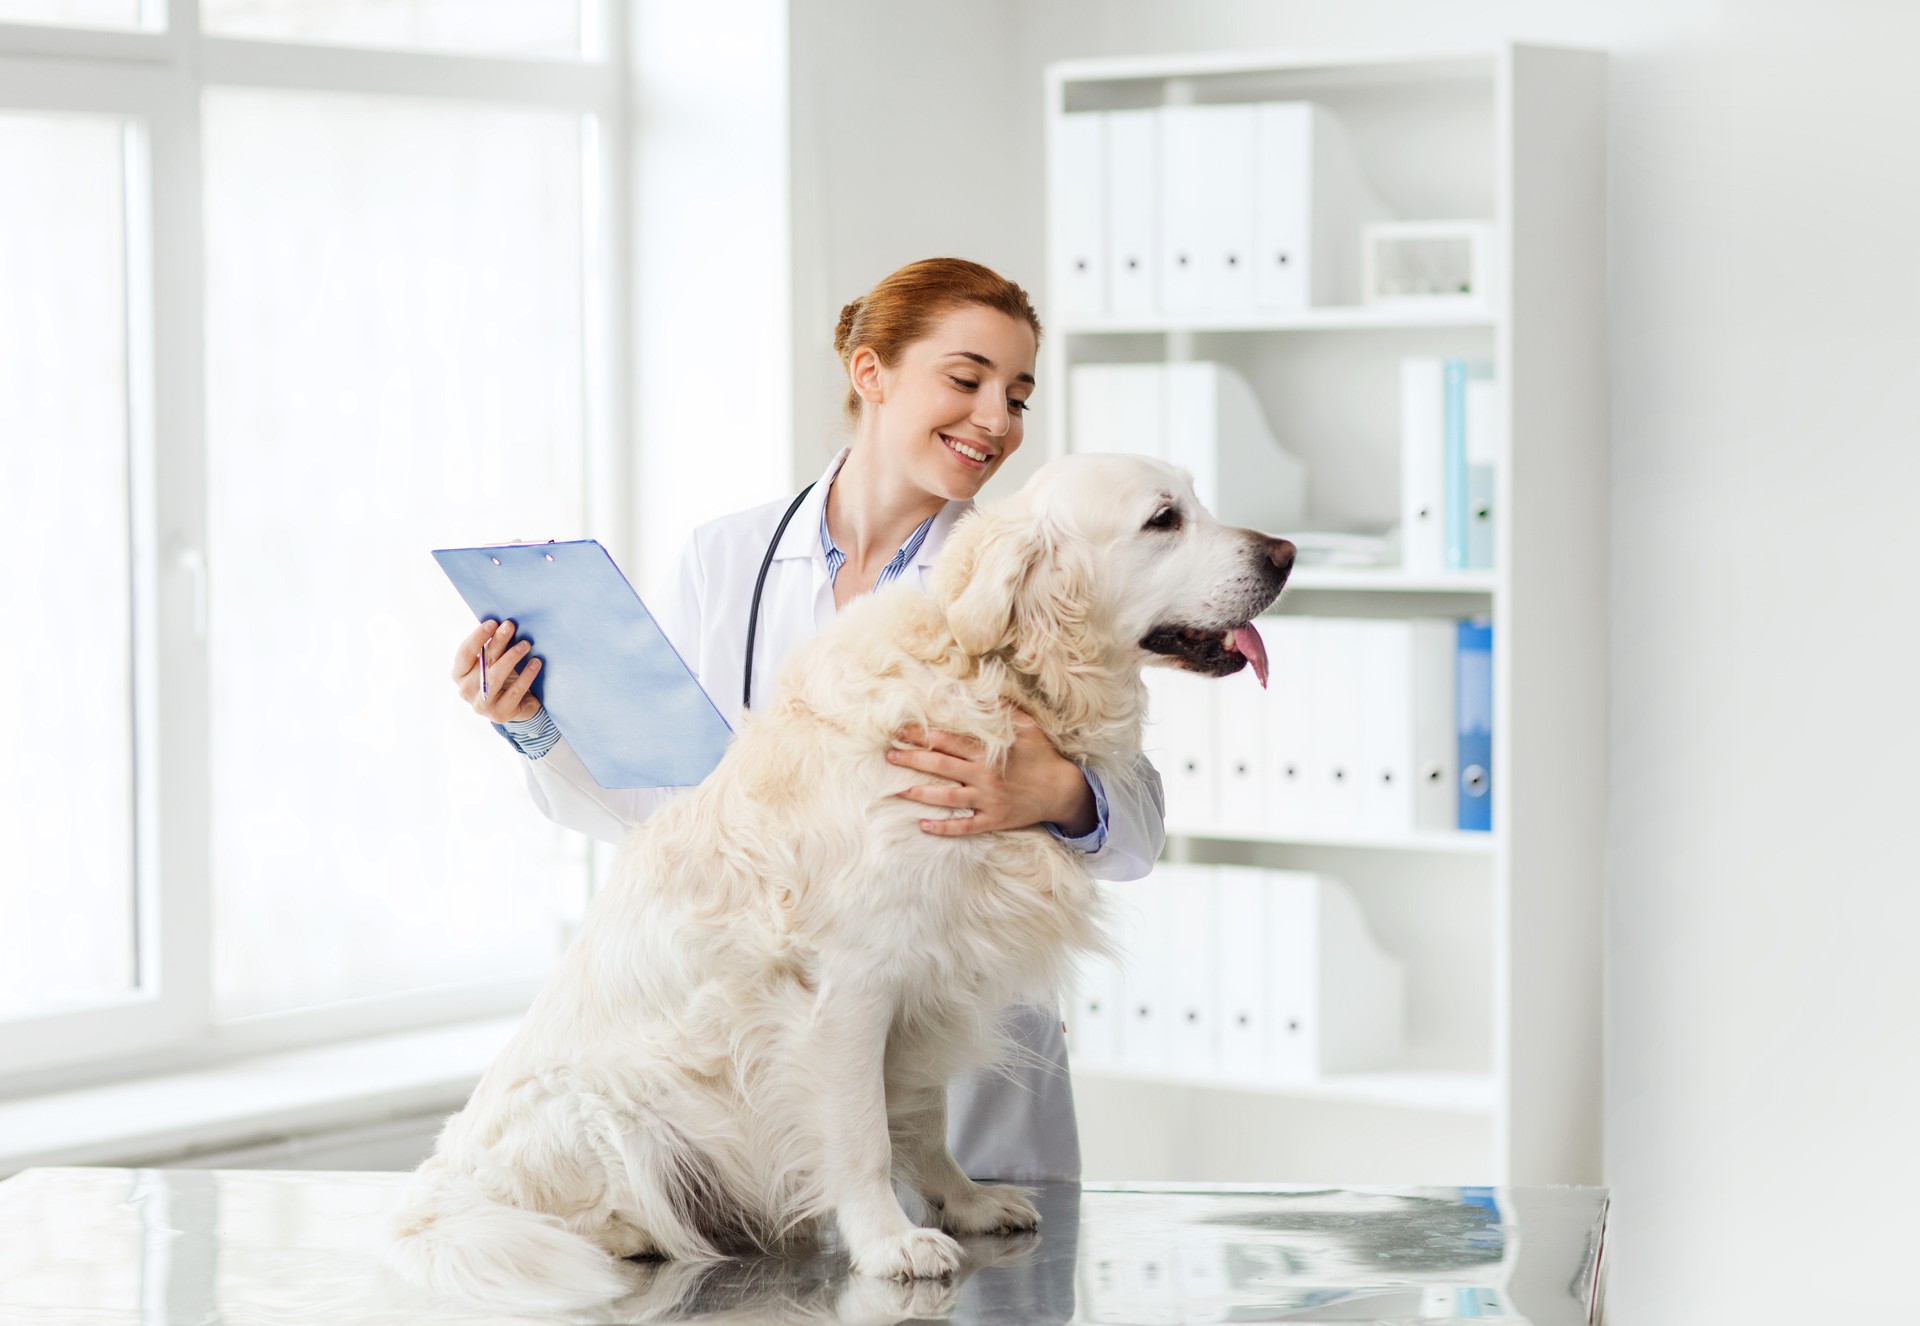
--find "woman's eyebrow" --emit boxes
[946,349,1036,386]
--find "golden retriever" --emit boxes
[388,453,1293,1310]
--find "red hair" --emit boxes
[833,258,1043,421]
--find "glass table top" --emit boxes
[0,1167,1606,1324]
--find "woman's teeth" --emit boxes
[943,435,988,463]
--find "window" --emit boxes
[200,0,589,60]
[0,111,137,1022]
[0,0,143,31]
[0,2,628,1084]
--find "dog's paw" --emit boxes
[849,1227,964,1281]
[936,1183,1041,1236]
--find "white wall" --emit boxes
[787,0,1035,482]
[790,2,1920,1320]
[629,0,792,591]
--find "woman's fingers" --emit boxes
[452,619,499,681]
[896,779,974,808]
[886,746,970,781]
[892,724,985,762]
[481,640,532,713]
[499,653,543,721]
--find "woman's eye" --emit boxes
[1010,398,1031,414]
[950,377,979,391]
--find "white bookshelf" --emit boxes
[1045,43,1607,1187]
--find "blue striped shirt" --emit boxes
[822,502,936,593]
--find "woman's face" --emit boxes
[856,304,1038,502]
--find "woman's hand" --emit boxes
[453,619,543,723]
[887,704,1099,838]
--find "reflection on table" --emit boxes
[0,1167,1606,1324]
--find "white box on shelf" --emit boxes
[1264,871,1407,1080]
[1049,111,1108,322]
[1165,361,1307,533]
[1213,865,1270,1078]
[1358,619,1417,837]
[1103,108,1161,318]
[1069,886,1127,1071]
[1255,102,1395,312]
[1263,615,1318,837]
[1069,362,1166,460]
[1143,665,1219,835]
[1308,619,1367,837]
[1400,357,1448,575]
[1165,867,1220,1075]
[1157,103,1257,316]
[1112,872,1181,1075]
[1411,617,1460,833]
[1071,361,1306,534]
[1363,219,1494,309]
[1215,674,1269,832]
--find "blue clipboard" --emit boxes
[432,539,731,790]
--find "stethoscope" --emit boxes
[742,482,816,713]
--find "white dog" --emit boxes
[388,453,1293,1310]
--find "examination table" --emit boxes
[0,1167,1607,1323]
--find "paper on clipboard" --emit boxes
[432,538,731,790]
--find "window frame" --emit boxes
[0,0,632,1094]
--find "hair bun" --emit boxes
[833,298,863,358]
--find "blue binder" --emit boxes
[1456,617,1493,832]
[433,539,731,790]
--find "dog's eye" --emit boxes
[1145,507,1181,531]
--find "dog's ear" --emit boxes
[934,503,1046,656]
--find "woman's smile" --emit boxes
[939,432,996,470]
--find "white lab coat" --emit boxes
[511,447,1166,1180]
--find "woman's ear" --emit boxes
[848,345,886,409]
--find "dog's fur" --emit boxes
[388,454,1292,1310]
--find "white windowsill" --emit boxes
[0,1016,520,1178]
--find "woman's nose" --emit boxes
[974,397,1012,436]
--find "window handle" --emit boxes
[176,547,207,640]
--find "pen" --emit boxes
[480,634,489,699]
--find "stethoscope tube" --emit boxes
[742,482,816,713]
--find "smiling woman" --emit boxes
[459,257,1169,1186]
[828,269,1040,604]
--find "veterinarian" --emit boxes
[451,257,1167,1183]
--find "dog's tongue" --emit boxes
[1229,623,1269,689]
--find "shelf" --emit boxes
[1050,45,1498,89]
[1074,1064,1497,1115]
[1281,567,1498,594]
[1167,827,1495,855]
[1060,304,1496,336]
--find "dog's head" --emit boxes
[931,453,1293,698]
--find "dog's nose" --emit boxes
[1267,538,1295,577]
